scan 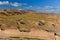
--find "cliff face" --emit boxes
[0,9,60,40]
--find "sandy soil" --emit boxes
[0,29,57,40]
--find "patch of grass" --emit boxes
[0,13,47,20]
[7,36,44,40]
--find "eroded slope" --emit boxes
[0,9,60,40]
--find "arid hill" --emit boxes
[0,9,60,40]
[0,9,28,16]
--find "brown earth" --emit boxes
[0,9,60,40]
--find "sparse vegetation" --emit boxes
[5,36,44,40]
[0,36,44,40]
[0,9,60,40]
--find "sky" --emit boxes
[0,0,60,13]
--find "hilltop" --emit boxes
[0,9,60,40]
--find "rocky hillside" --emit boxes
[0,9,60,40]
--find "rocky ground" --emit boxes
[0,9,60,40]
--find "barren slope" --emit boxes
[0,9,60,40]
